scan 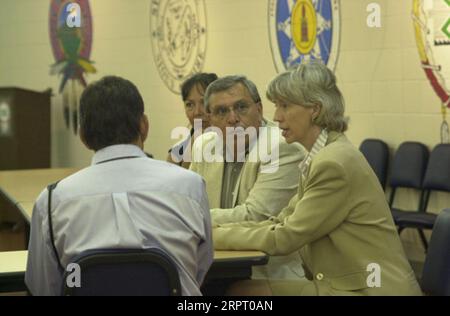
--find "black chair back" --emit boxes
[359,139,389,188]
[389,142,429,190]
[422,144,450,193]
[421,208,450,296]
[62,248,181,296]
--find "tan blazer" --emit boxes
[213,132,422,295]
[190,120,306,279]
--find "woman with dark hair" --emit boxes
[167,72,218,168]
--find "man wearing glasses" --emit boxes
[190,75,305,281]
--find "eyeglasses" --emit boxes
[210,101,257,119]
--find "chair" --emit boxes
[396,144,450,249]
[359,139,390,189]
[62,248,181,296]
[420,208,450,296]
[388,142,429,224]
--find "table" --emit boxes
[207,250,269,281]
[0,168,78,245]
[0,168,269,294]
[0,169,269,293]
[0,168,78,221]
[0,251,28,292]
[16,202,33,222]
[0,250,268,293]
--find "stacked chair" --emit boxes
[359,139,390,189]
[360,140,450,250]
[387,142,430,248]
[395,144,450,249]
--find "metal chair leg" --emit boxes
[418,229,428,251]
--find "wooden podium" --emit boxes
[0,87,51,170]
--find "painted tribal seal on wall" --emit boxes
[268,0,340,72]
[150,0,207,94]
[412,0,450,142]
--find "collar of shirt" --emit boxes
[298,129,328,177]
[91,144,147,165]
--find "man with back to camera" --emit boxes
[189,75,306,280]
[25,76,213,296]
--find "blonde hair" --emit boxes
[266,61,348,132]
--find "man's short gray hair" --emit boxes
[204,75,262,111]
[266,61,348,132]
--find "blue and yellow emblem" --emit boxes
[269,0,340,72]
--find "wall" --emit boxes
[1,0,449,260]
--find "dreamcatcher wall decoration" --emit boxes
[49,0,96,134]
[412,0,450,143]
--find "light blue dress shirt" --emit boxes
[25,144,213,296]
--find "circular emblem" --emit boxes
[412,0,450,142]
[151,0,207,94]
[269,0,341,72]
